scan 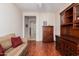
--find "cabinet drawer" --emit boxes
[43,26,54,42]
[61,39,77,56]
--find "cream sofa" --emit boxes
[0,33,27,56]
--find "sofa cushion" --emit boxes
[0,33,16,50]
[0,44,5,56]
[5,43,27,56]
[11,36,23,48]
[5,47,13,55]
[0,38,12,50]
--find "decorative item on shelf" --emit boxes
[77,16,79,20]
[43,21,47,26]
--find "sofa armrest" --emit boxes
[21,38,27,43]
[5,43,27,56]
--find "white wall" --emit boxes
[23,12,55,41]
[0,3,22,37]
[54,3,72,36]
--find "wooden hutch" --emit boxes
[56,3,79,56]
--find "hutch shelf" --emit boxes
[56,3,79,56]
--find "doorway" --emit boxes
[24,16,36,40]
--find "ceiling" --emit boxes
[15,3,69,12]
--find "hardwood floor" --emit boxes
[26,41,61,56]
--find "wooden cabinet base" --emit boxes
[43,26,54,43]
[56,35,79,56]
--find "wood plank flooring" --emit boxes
[26,41,61,56]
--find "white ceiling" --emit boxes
[15,3,69,12]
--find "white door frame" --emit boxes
[23,15,36,40]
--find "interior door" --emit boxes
[30,21,36,39]
[24,16,36,40]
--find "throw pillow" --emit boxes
[0,44,5,56]
[11,36,23,48]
